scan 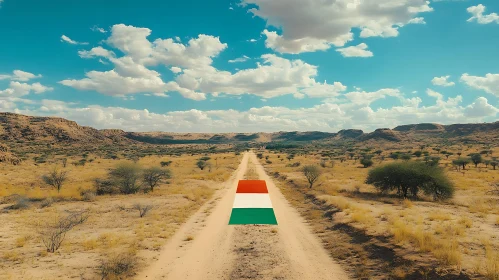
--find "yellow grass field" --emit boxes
[0,152,241,279]
[258,146,499,279]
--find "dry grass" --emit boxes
[0,151,242,279]
[260,146,499,277]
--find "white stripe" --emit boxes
[233,193,273,208]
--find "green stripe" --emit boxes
[228,208,278,225]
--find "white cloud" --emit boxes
[0,81,53,97]
[0,70,42,81]
[78,46,116,59]
[426,88,443,100]
[464,97,498,117]
[91,25,107,33]
[242,0,434,54]
[61,35,88,45]
[460,73,499,97]
[336,43,373,58]
[170,67,182,74]
[431,75,455,87]
[61,24,348,100]
[408,17,426,24]
[228,55,250,63]
[467,4,499,24]
[248,38,258,42]
[8,89,496,133]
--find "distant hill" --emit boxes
[0,112,498,146]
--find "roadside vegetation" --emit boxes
[258,143,499,279]
[0,145,242,279]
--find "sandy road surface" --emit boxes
[136,152,349,280]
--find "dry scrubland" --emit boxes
[258,146,499,279]
[0,152,241,279]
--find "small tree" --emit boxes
[470,153,483,168]
[200,156,211,161]
[38,210,89,253]
[196,160,207,170]
[360,158,373,168]
[491,161,498,170]
[256,153,263,159]
[287,154,295,161]
[413,151,422,158]
[452,158,470,170]
[142,167,172,192]
[42,169,68,193]
[109,163,142,194]
[302,165,322,188]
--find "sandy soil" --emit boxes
[136,152,349,280]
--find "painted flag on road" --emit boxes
[228,180,278,225]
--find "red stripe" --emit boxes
[236,180,268,193]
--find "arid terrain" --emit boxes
[0,112,498,279]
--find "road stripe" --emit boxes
[233,193,273,208]
[228,208,278,225]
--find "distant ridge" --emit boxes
[0,112,497,145]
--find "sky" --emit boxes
[0,0,498,133]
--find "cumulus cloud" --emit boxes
[0,70,42,81]
[467,4,499,24]
[460,73,499,97]
[431,75,455,87]
[228,55,250,63]
[464,97,498,117]
[426,88,443,100]
[61,24,347,100]
[0,81,53,97]
[241,0,434,54]
[336,43,373,58]
[61,35,88,45]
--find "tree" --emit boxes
[413,151,422,158]
[400,153,412,161]
[196,160,208,170]
[199,156,211,161]
[470,153,483,168]
[360,158,373,168]
[142,167,172,192]
[257,153,263,159]
[365,161,454,200]
[109,163,142,194]
[302,165,322,188]
[452,158,470,170]
[375,150,383,156]
[42,169,69,193]
[491,161,498,170]
[287,154,295,161]
[445,152,453,159]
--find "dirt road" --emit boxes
[136,152,349,280]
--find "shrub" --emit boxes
[81,190,96,202]
[256,153,263,159]
[38,210,89,253]
[99,252,136,279]
[199,156,211,161]
[134,203,153,218]
[360,158,373,168]
[142,167,172,192]
[109,163,142,194]
[196,160,208,170]
[302,165,322,188]
[42,169,68,193]
[366,161,454,200]
[9,196,30,210]
[160,160,172,167]
[40,197,54,208]
[94,179,118,195]
[491,161,498,170]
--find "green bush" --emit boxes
[108,163,142,194]
[365,161,454,200]
[360,158,373,168]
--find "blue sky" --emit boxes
[0,0,498,132]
